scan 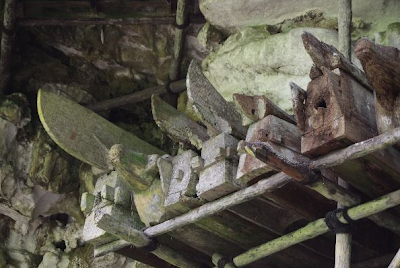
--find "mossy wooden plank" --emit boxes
[37,89,164,170]
[152,94,209,150]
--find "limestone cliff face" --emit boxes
[0,1,400,267]
[199,1,400,111]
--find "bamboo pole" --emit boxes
[86,79,186,112]
[389,249,400,268]
[169,0,188,82]
[0,0,17,94]
[17,15,205,27]
[336,1,353,266]
[310,125,400,170]
[214,188,400,267]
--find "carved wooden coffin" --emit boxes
[301,68,377,157]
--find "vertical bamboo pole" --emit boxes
[389,249,400,268]
[336,1,353,267]
[0,0,17,94]
[169,0,188,81]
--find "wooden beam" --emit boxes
[17,14,206,27]
[355,38,400,135]
[151,94,209,150]
[353,253,395,268]
[242,126,400,235]
[187,60,248,139]
[86,80,186,112]
[301,32,371,90]
[169,0,188,81]
[0,0,17,94]
[214,187,400,267]
[233,93,296,126]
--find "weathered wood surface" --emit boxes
[310,126,400,170]
[169,0,188,81]
[38,89,164,170]
[218,187,400,268]
[94,203,203,268]
[389,249,400,268]
[355,38,400,135]
[151,94,209,150]
[353,253,395,268]
[290,82,307,134]
[0,0,17,94]
[236,115,300,185]
[196,133,240,201]
[301,67,376,157]
[241,134,400,235]
[18,14,206,27]
[233,93,295,126]
[87,79,186,112]
[302,32,371,90]
[20,0,172,19]
[144,172,291,237]
[187,60,247,139]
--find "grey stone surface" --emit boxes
[202,27,338,112]
[200,0,400,35]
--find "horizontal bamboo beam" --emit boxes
[17,14,205,27]
[86,79,186,112]
[215,188,400,267]
[144,172,291,237]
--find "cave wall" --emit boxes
[0,1,400,267]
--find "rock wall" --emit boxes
[199,0,400,111]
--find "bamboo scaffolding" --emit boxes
[213,188,400,267]
[336,1,353,267]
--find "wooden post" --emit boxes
[336,1,352,266]
[214,187,400,267]
[389,249,400,268]
[169,0,188,81]
[0,0,17,94]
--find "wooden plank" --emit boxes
[151,94,209,150]
[218,187,400,268]
[233,93,295,126]
[0,0,17,94]
[37,89,164,170]
[236,115,300,185]
[301,31,372,90]
[355,38,400,135]
[186,60,247,139]
[21,0,171,19]
[290,82,307,134]
[169,0,188,81]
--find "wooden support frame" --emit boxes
[213,187,400,267]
